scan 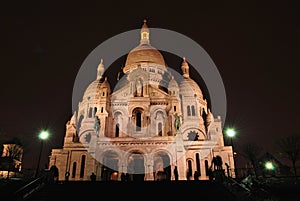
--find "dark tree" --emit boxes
[274,135,300,176]
[1,138,23,179]
[240,142,262,177]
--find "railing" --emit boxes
[13,176,45,201]
[223,175,276,201]
[226,176,251,192]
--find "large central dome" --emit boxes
[125,44,165,67]
[123,20,166,74]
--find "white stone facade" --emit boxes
[49,21,235,181]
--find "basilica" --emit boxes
[48,20,235,181]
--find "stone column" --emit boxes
[175,133,186,180]
[145,156,154,180]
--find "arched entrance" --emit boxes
[101,151,119,181]
[132,107,144,133]
[153,152,171,181]
[127,152,145,181]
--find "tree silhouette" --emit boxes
[240,142,262,177]
[274,135,300,176]
[1,137,23,179]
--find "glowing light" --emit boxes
[39,130,49,140]
[265,161,275,170]
[225,128,236,138]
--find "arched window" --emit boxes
[114,112,122,137]
[136,112,141,131]
[88,108,93,118]
[158,122,162,136]
[94,107,97,116]
[80,155,86,178]
[116,123,120,137]
[101,107,104,113]
[187,106,191,116]
[196,153,201,175]
[187,160,192,179]
[133,108,143,132]
[78,115,84,130]
[72,162,77,178]
[191,106,196,116]
[205,160,209,176]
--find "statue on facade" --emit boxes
[174,113,181,133]
[135,79,143,97]
[94,115,100,134]
[205,108,214,133]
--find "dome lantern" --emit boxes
[140,19,150,45]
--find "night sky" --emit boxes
[1,1,299,170]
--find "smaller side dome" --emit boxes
[101,77,111,91]
[168,76,179,96]
[179,78,203,98]
[168,76,179,88]
[83,80,103,101]
[179,57,203,98]
[83,59,111,101]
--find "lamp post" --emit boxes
[265,161,275,171]
[225,128,237,178]
[35,130,49,178]
[264,161,275,177]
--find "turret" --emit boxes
[181,57,190,79]
[97,59,105,80]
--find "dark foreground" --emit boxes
[3,180,238,201]
[2,177,300,201]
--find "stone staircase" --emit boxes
[23,180,238,201]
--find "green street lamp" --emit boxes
[35,130,50,178]
[225,128,236,138]
[225,127,237,178]
[39,130,50,140]
[265,161,275,171]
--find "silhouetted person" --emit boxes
[194,170,200,180]
[121,173,126,182]
[125,173,130,181]
[174,166,179,181]
[90,172,96,181]
[225,163,230,177]
[214,155,223,170]
[50,165,59,183]
[186,170,192,180]
[208,168,213,182]
[65,171,70,181]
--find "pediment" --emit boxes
[149,86,169,99]
[111,84,131,100]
